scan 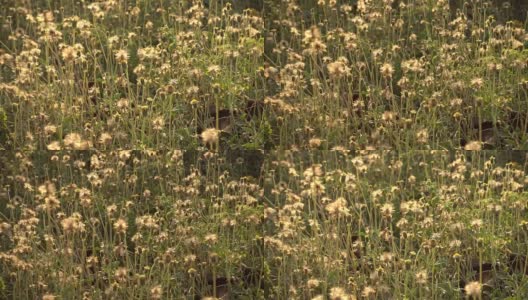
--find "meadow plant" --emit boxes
[1,0,528,299]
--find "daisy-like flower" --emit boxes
[327,58,350,79]
[464,141,482,151]
[326,197,350,217]
[152,116,165,131]
[98,132,112,145]
[47,141,61,150]
[464,281,482,298]
[329,287,350,300]
[150,285,163,300]
[201,128,220,147]
[114,49,129,64]
[380,63,394,78]
[114,267,128,282]
[61,45,77,62]
[113,218,128,234]
[380,203,394,219]
[470,77,484,89]
[415,270,427,284]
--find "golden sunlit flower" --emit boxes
[416,129,429,144]
[61,46,77,62]
[380,203,394,219]
[464,141,482,151]
[329,287,350,300]
[201,128,220,147]
[114,49,129,64]
[464,281,482,298]
[152,116,165,131]
[380,63,394,78]
[98,132,112,144]
[326,197,350,217]
[113,218,128,234]
[47,141,61,150]
[115,267,128,282]
[327,58,350,79]
[415,270,427,284]
[150,285,163,300]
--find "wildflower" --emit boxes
[61,214,86,234]
[113,218,128,234]
[63,133,92,150]
[307,278,320,289]
[450,98,463,106]
[309,138,323,148]
[47,141,61,150]
[137,46,160,61]
[106,204,118,217]
[44,195,60,211]
[187,268,197,276]
[76,19,91,31]
[470,219,483,229]
[43,125,57,135]
[115,267,128,282]
[415,270,427,284]
[152,116,165,131]
[470,78,484,89]
[150,285,162,300]
[380,252,393,264]
[303,26,322,44]
[0,222,11,235]
[85,256,99,272]
[326,197,350,217]
[329,287,349,300]
[303,26,327,56]
[380,63,394,78]
[136,215,159,230]
[108,35,119,48]
[380,203,394,219]
[130,6,141,17]
[116,98,130,110]
[145,21,154,30]
[118,151,131,161]
[416,129,429,144]
[114,49,129,64]
[361,286,376,298]
[207,64,221,75]
[61,45,77,62]
[371,189,383,202]
[201,128,220,147]
[464,281,482,298]
[382,111,397,123]
[204,233,218,244]
[464,141,482,151]
[327,58,350,79]
[510,38,524,49]
[98,132,112,144]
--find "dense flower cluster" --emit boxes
[1,0,528,299]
